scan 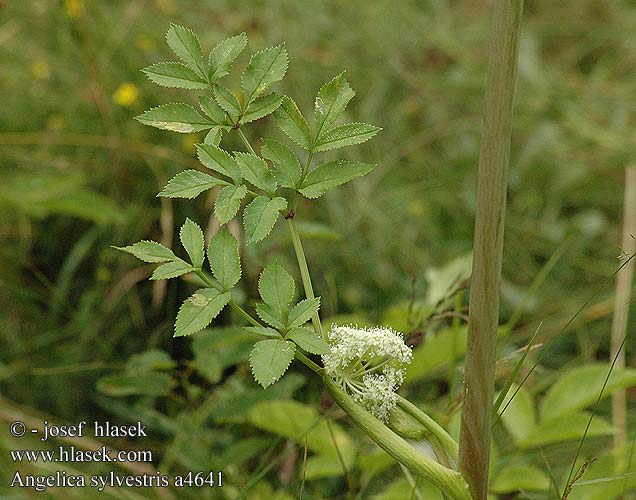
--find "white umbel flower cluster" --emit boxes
[322,325,413,422]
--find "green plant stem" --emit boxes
[457,1,523,499]
[287,217,324,340]
[449,291,463,404]
[396,395,459,463]
[400,464,425,500]
[296,351,322,374]
[233,123,323,343]
[611,165,636,469]
[244,187,260,198]
[194,269,320,374]
[229,126,323,373]
[292,150,315,212]
[237,128,257,156]
[324,377,472,500]
[302,150,314,179]
[194,269,258,325]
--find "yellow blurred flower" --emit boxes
[181,134,199,154]
[134,35,155,53]
[155,0,176,14]
[407,200,426,217]
[31,60,51,80]
[47,114,65,131]
[96,267,111,283]
[402,97,420,118]
[64,0,84,18]
[113,82,139,108]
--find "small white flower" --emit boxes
[322,325,412,421]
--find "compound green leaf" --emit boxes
[491,464,550,493]
[197,143,242,183]
[255,302,285,330]
[114,240,176,263]
[314,72,355,139]
[142,62,208,89]
[198,95,231,127]
[213,84,242,117]
[136,104,214,133]
[243,196,287,244]
[258,261,295,313]
[126,349,176,372]
[150,259,195,280]
[299,160,375,199]
[247,400,354,460]
[314,122,381,152]
[234,152,277,193]
[287,327,329,355]
[204,127,223,146]
[166,24,206,78]
[207,227,241,290]
[497,384,536,446]
[174,288,231,337]
[261,139,302,189]
[97,372,176,397]
[241,44,288,103]
[273,96,312,150]
[243,326,280,338]
[249,339,296,388]
[214,184,248,224]
[158,170,227,199]
[12,187,124,226]
[404,326,468,382]
[240,93,284,124]
[209,32,248,81]
[180,218,205,268]
[425,253,473,307]
[211,373,305,421]
[287,298,320,329]
[540,364,636,419]
[520,412,613,449]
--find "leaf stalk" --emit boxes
[325,376,472,500]
[287,218,324,340]
[457,1,523,498]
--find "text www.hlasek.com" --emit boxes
[11,445,152,463]
[9,420,223,492]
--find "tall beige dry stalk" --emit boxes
[458,1,523,498]
[611,165,636,469]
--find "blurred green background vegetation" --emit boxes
[1,0,636,498]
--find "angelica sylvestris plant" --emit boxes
[115,24,472,500]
